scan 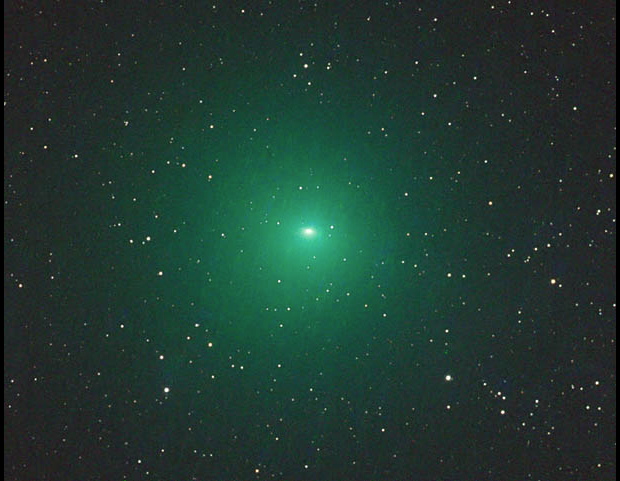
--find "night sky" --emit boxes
[4,1,616,480]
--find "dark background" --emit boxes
[5,1,616,479]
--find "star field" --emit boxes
[4,1,616,480]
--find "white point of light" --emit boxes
[302,227,316,237]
